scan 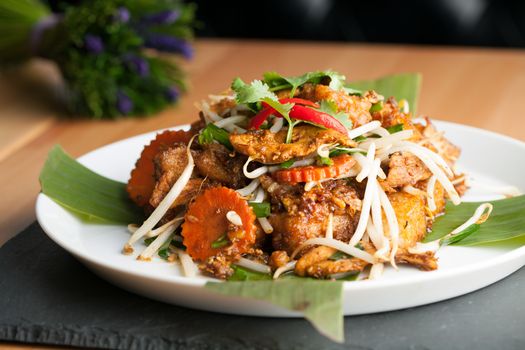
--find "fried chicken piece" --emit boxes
[396,249,438,271]
[270,214,358,256]
[371,97,416,130]
[150,145,196,208]
[260,175,362,255]
[210,97,237,115]
[149,145,220,209]
[269,250,290,270]
[414,178,447,218]
[297,84,374,127]
[150,142,248,210]
[387,191,427,249]
[192,143,247,188]
[386,152,432,188]
[229,125,356,164]
[306,258,369,278]
[295,246,336,276]
[295,245,372,278]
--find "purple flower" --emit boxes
[114,7,130,23]
[117,91,133,115]
[123,54,149,77]
[141,10,179,25]
[165,86,180,102]
[144,34,193,59]
[84,35,104,54]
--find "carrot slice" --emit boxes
[181,187,256,261]
[274,154,357,184]
[126,130,194,207]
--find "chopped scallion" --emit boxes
[369,101,383,113]
[386,123,404,134]
[317,156,333,166]
[249,202,271,218]
[211,234,230,249]
[198,124,232,150]
[280,159,295,169]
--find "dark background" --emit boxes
[193,0,525,48]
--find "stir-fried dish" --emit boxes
[123,70,482,280]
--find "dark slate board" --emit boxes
[0,222,524,350]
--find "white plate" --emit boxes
[36,120,525,316]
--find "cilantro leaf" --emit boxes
[231,78,277,104]
[263,70,347,96]
[369,101,383,113]
[318,100,353,130]
[248,202,271,218]
[386,123,404,134]
[329,147,367,157]
[198,123,232,150]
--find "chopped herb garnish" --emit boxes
[369,101,383,113]
[171,239,186,251]
[249,202,271,218]
[157,234,174,260]
[317,156,333,166]
[318,100,353,130]
[280,159,295,169]
[143,236,155,246]
[329,251,352,261]
[329,244,364,260]
[386,123,404,134]
[329,147,367,157]
[198,123,232,150]
[353,135,367,142]
[231,78,276,104]
[211,234,229,249]
[285,119,302,144]
[263,71,346,96]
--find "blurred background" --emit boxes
[192,0,525,48]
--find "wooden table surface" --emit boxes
[1,39,525,349]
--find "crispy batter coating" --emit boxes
[386,152,432,188]
[229,125,355,164]
[387,191,427,249]
[297,84,374,127]
[260,175,362,255]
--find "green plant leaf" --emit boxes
[205,279,344,343]
[318,100,353,130]
[231,78,277,104]
[198,123,232,150]
[386,123,404,134]
[346,73,422,114]
[248,202,271,218]
[228,265,272,281]
[263,70,346,96]
[424,195,525,245]
[39,145,143,224]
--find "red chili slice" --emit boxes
[289,105,348,135]
[249,98,347,135]
[249,108,275,129]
